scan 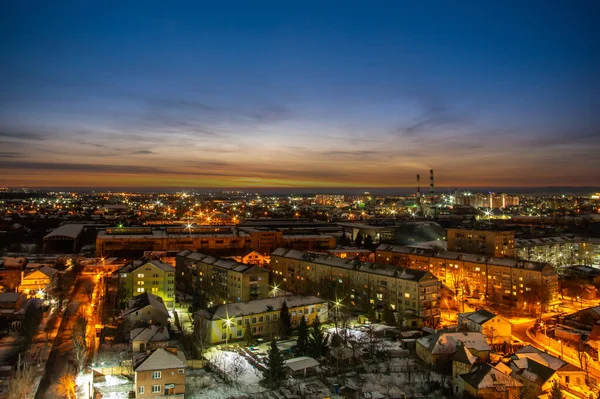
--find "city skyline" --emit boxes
[1,1,599,188]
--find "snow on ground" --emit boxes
[327,327,369,342]
[205,349,265,392]
[93,374,133,399]
[96,343,130,366]
[187,370,249,399]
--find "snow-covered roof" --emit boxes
[44,224,84,240]
[134,348,186,372]
[0,292,24,303]
[461,363,522,389]
[417,331,491,355]
[203,295,327,320]
[515,345,566,371]
[122,293,169,318]
[458,309,497,325]
[285,356,319,371]
[130,325,170,342]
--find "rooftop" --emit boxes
[201,295,327,320]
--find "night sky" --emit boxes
[1,1,599,189]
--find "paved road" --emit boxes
[35,277,92,399]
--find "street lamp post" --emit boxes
[224,318,233,346]
[558,339,564,359]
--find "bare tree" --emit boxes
[72,312,88,371]
[0,272,21,292]
[6,359,36,399]
[82,279,95,301]
[483,325,497,347]
[191,316,210,357]
[229,354,245,387]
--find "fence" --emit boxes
[92,365,133,376]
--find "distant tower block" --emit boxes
[416,174,421,199]
[429,169,434,200]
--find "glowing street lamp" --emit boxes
[270,284,280,298]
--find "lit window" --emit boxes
[404,293,411,298]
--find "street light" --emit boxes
[270,284,280,298]
[558,339,564,359]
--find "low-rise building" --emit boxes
[176,251,269,303]
[130,325,170,353]
[197,295,328,344]
[18,266,58,298]
[457,363,522,399]
[271,248,441,327]
[117,260,176,308]
[458,309,511,345]
[134,348,186,398]
[122,293,170,330]
[416,331,491,370]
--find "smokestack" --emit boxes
[429,169,434,199]
[416,174,421,199]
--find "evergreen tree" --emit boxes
[364,234,374,250]
[308,316,328,358]
[355,232,364,248]
[382,305,396,326]
[296,316,309,355]
[244,326,255,346]
[550,380,563,399]
[263,339,286,389]
[279,301,292,339]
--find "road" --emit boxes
[35,277,92,399]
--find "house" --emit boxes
[117,260,176,308]
[0,292,28,331]
[122,293,170,330]
[197,295,328,344]
[507,356,558,397]
[416,331,491,369]
[134,348,186,398]
[130,325,170,352]
[18,266,58,298]
[512,346,588,392]
[452,343,478,392]
[458,363,522,399]
[458,309,511,345]
[226,250,268,266]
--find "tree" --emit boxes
[72,312,88,371]
[82,279,94,301]
[279,301,291,339]
[308,316,328,358]
[0,272,21,292]
[244,326,255,346]
[6,357,36,399]
[296,316,309,356]
[382,305,396,326]
[21,302,42,351]
[364,234,374,251]
[56,372,77,399]
[355,232,364,248]
[550,379,563,399]
[263,339,286,389]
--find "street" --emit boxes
[35,277,92,399]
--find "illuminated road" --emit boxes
[35,277,92,399]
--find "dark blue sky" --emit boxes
[1,1,598,188]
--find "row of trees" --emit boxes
[338,232,378,251]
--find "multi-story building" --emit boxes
[18,266,58,298]
[118,260,176,308]
[176,250,269,303]
[516,236,600,267]
[134,348,186,399]
[447,229,515,258]
[376,244,560,311]
[197,295,328,344]
[96,225,251,257]
[270,248,441,327]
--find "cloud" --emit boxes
[132,150,155,155]
[0,131,45,141]
[0,151,22,158]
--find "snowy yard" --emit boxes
[205,348,266,393]
[92,374,133,399]
[186,369,249,399]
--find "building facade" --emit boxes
[134,348,186,399]
[516,236,600,268]
[176,251,269,303]
[376,244,560,311]
[118,260,176,308]
[270,248,441,327]
[198,295,328,344]
[447,229,515,258]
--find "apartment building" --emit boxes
[447,229,515,258]
[118,260,176,308]
[197,295,328,344]
[270,248,441,327]
[516,236,600,267]
[376,244,560,311]
[176,250,269,303]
